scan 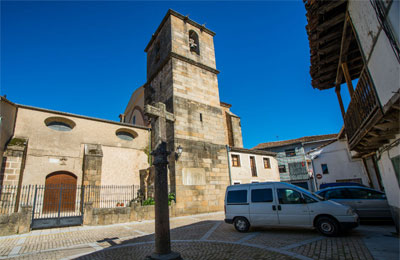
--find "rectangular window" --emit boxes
[231,154,240,167]
[285,149,296,157]
[263,158,271,169]
[227,190,247,204]
[279,165,286,173]
[277,188,303,204]
[251,188,273,203]
[321,164,329,174]
[391,155,400,186]
[250,156,257,177]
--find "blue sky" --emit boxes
[1,1,350,148]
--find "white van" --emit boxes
[224,182,359,236]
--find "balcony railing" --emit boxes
[344,69,381,148]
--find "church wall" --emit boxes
[12,107,149,186]
[0,97,17,158]
[231,116,243,148]
[170,15,216,70]
[174,138,229,214]
[101,145,148,186]
[172,58,220,108]
[144,11,232,214]
[147,17,172,79]
[124,86,146,126]
[169,17,229,214]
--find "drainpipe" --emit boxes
[148,128,152,164]
[311,159,318,191]
[226,145,232,185]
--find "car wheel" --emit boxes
[234,217,250,233]
[316,217,339,237]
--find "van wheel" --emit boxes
[316,217,339,237]
[234,217,250,233]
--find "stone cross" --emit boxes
[144,102,181,260]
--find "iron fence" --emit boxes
[0,184,140,215]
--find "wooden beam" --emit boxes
[317,31,343,44]
[318,0,346,14]
[362,158,373,188]
[364,135,396,143]
[317,13,345,32]
[335,85,346,119]
[318,41,341,55]
[367,131,380,137]
[341,62,354,97]
[373,122,399,131]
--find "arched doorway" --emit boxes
[43,171,77,213]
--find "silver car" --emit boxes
[315,186,392,220]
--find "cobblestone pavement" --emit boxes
[0,212,398,260]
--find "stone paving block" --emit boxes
[290,235,374,260]
[206,222,249,242]
[246,227,320,248]
[75,241,297,260]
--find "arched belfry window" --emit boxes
[189,30,200,55]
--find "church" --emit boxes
[0,9,280,217]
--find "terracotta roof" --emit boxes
[252,134,338,150]
[229,147,276,157]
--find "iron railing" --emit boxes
[0,184,140,215]
[344,70,380,145]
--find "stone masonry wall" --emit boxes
[173,139,229,215]
[145,12,230,215]
[83,202,178,226]
[147,17,172,79]
[0,141,27,187]
[82,144,103,186]
[231,116,243,148]
[0,206,32,236]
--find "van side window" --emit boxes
[227,190,247,204]
[251,189,273,203]
[277,189,302,204]
[303,194,317,203]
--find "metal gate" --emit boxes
[31,185,84,229]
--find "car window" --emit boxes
[227,190,247,204]
[251,188,273,203]
[346,188,386,199]
[277,189,302,204]
[325,189,347,199]
[303,194,317,203]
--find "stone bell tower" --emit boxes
[144,9,230,214]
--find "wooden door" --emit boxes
[43,172,77,213]
[250,156,257,177]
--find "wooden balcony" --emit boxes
[344,69,399,154]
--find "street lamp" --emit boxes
[175,145,183,160]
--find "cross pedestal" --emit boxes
[144,102,181,260]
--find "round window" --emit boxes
[45,117,75,132]
[116,131,134,141]
[47,121,72,131]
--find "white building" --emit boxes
[228,147,280,185]
[304,0,400,231]
[308,138,371,190]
